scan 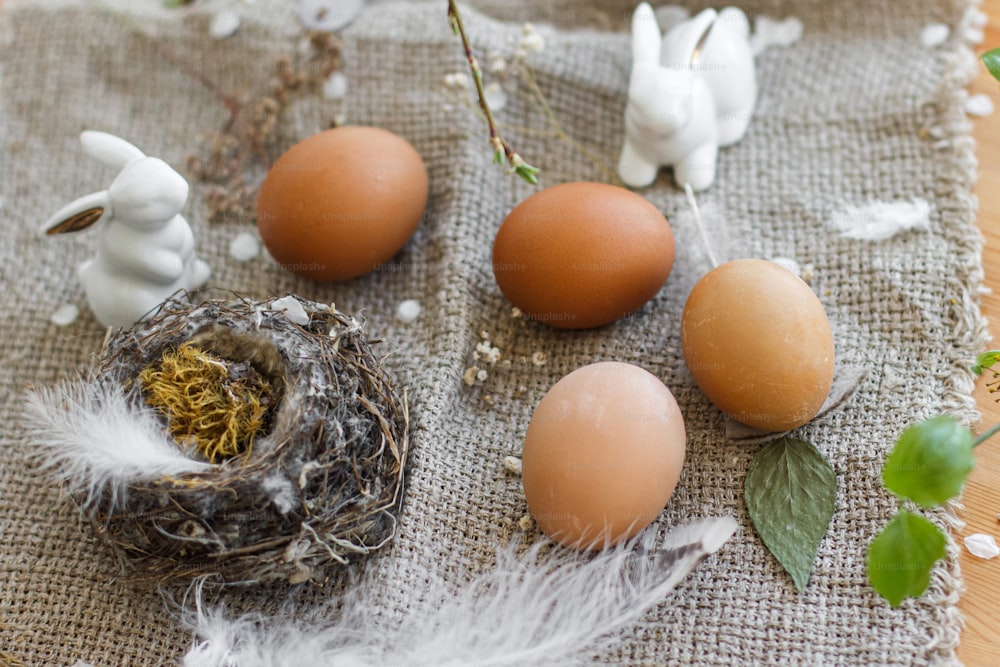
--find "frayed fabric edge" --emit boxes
[924,0,990,664]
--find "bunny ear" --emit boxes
[631,3,662,65]
[677,9,718,67]
[79,131,145,169]
[42,191,111,236]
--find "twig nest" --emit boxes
[90,294,408,585]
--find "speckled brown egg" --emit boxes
[521,362,686,549]
[257,126,428,281]
[492,182,675,329]
[681,258,835,432]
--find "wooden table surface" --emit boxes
[958,1,1000,664]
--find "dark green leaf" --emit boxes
[867,509,947,607]
[970,350,1000,375]
[883,416,973,508]
[745,437,837,592]
[983,48,1000,83]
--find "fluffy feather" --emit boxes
[22,379,209,509]
[830,199,931,241]
[182,517,738,667]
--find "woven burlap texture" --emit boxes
[0,0,986,664]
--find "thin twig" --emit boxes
[95,0,241,124]
[517,62,623,186]
[973,420,1000,448]
[447,0,539,184]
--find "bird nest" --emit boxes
[85,294,408,585]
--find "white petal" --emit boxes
[965,93,995,118]
[920,23,949,48]
[269,296,310,326]
[229,232,260,262]
[964,533,1000,559]
[297,0,365,32]
[395,299,422,324]
[209,11,241,40]
[50,303,79,327]
[751,16,804,55]
[322,72,348,101]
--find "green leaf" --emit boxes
[745,437,837,592]
[515,163,540,185]
[970,350,1000,375]
[867,509,947,607]
[882,416,973,508]
[984,48,1000,83]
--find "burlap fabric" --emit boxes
[0,0,986,664]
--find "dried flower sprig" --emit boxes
[447,0,540,184]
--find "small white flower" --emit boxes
[444,72,470,89]
[519,33,545,54]
[475,340,501,364]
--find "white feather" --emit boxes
[22,379,209,509]
[182,517,738,667]
[830,199,932,241]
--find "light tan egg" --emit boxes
[521,362,686,549]
[681,258,835,432]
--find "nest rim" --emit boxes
[86,292,409,586]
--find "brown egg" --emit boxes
[521,362,686,549]
[257,126,428,281]
[492,182,675,329]
[681,258,835,432]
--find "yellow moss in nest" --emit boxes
[139,342,274,464]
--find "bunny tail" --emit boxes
[22,379,209,511]
[182,517,738,667]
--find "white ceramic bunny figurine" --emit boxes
[43,131,211,329]
[618,3,758,191]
